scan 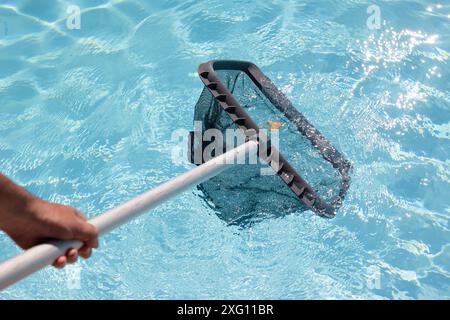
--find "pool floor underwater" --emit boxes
[0,0,449,299]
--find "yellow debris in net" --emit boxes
[267,120,283,130]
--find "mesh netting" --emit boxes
[192,69,347,225]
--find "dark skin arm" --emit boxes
[0,174,98,268]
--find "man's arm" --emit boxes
[0,174,98,268]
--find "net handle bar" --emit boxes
[0,140,258,291]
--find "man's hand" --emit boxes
[2,200,99,268]
[0,174,98,268]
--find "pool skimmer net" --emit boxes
[0,60,351,290]
[189,60,351,223]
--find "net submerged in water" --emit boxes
[189,61,351,225]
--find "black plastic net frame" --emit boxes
[189,60,351,222]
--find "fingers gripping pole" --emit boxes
[0,140,259,291]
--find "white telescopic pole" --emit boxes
[0,140,258,291]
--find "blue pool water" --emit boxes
[0,0,449,299]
